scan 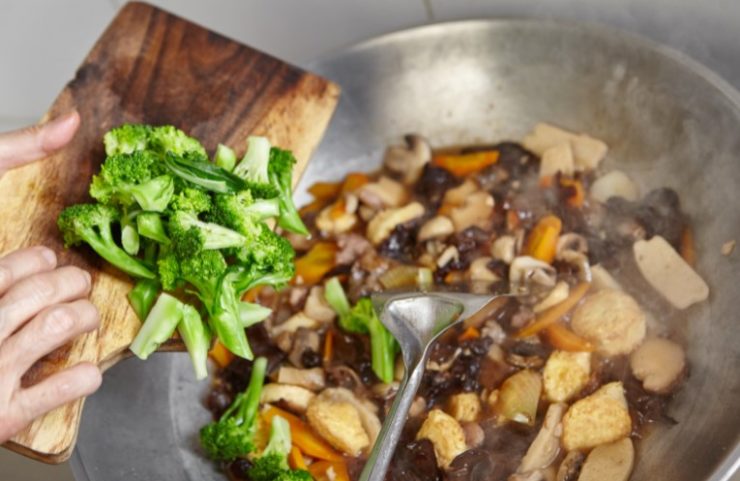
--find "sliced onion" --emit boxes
[496,369,542,426]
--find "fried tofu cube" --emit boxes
[307,392,369,456]
[260,384,316,413]
[416,409,467,469]
[562,382,632,451]
[543,351,591,402]
[448,392,481,422]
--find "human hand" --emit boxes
[0,112,102,443]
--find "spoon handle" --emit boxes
[358,359,427,481]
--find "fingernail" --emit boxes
[47,110,79,128]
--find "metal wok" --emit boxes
[71,19,740,481]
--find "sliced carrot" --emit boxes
[444,271,465,284]
[288,446,307,470]
[506,210,520,231]
[208,340,233,369]
[329,197,347,220]
[293,242,338,286]
[438,203,454,217]
[308,460,350,481]
[545,322,594,352]
[523,214,562,263]
[458,326,480,342]
[539,175,554,188]
[680,227,696,266]
[560,178,585,208]
[515,282,590,338]
[242,286,263,303]
[308,181,342,200]
[263,406,343,462]
[323,330,334,364]
[341,172,370,193]
[299,199,328,216]
[432,150,500,177]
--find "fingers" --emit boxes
[0,111,80,174]
[0,266,91,342]
[0,300,100,376]
[11,362,101,430]
[0,246,57,297]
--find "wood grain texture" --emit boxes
[0,1,338,463]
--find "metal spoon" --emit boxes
[358,291,504,481]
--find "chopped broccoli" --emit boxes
[121,216,140,256]
[214,143,237,172]
[89,151,175,211]
[169,211,246,255]
[130,292,184,359]
[149,125,207,156]
[324,277,398,383]
[200,357,267,461]
[57,204,155,279]
[211,190,280,229]
[157,249,227,308]
[233,136,271,184]
[169,187,212,214]
[268,148,309,235]
[248,415,291,481]
[178,304,211,380]
[127,279,160,321]
[233,223,296,278]
[136,212,170,244]
[103,124,153,156]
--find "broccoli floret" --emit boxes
[104,124,153,156]
[57,204,155,280]
[234,224,295,281]
[233,136,271,184]
[90,151,174,211]
[325,277,397,383]
[275,470,313,481]
[169,211,246,255]
[248,415,291,481]
[157,249,226,307]
[211,190,280,231]
[168,187,212,214]
[268,148,309,235]
[149,125,206,156]
[156,250,184,291]
[200,357,267,460]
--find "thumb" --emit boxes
[0,111,80,174]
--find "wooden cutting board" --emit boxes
[0,1,339,463]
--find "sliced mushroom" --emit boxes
[556,451,585,481]
[629,338,686,393]
[443,179,478,205]
[462,422,485,449]
[409,396,427,417]
[383,134,432,184]
[556,233,588,257]
[277,366,326,391]
[590,170,640,203]
[518,403,565,473]
[304,286,336,323]
[358,176,408,208]
[577,438,634,481]
[261,384,316,413]
[271,312,319,337]
[437,245,460,268]
[468,257,501,283]
[633,235,709,309]
[288,328,321,367]
[523,123,608,171]
[418,215,455,241]
[450,191,495,232]
[571,288,646,356]
[316,201,358,235]
[492,235,517,264]
[366,202,425,245]
[533,281,570,313]
[510,256,557,291]
[557,250,592,283]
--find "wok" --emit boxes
[71,19,740,481]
